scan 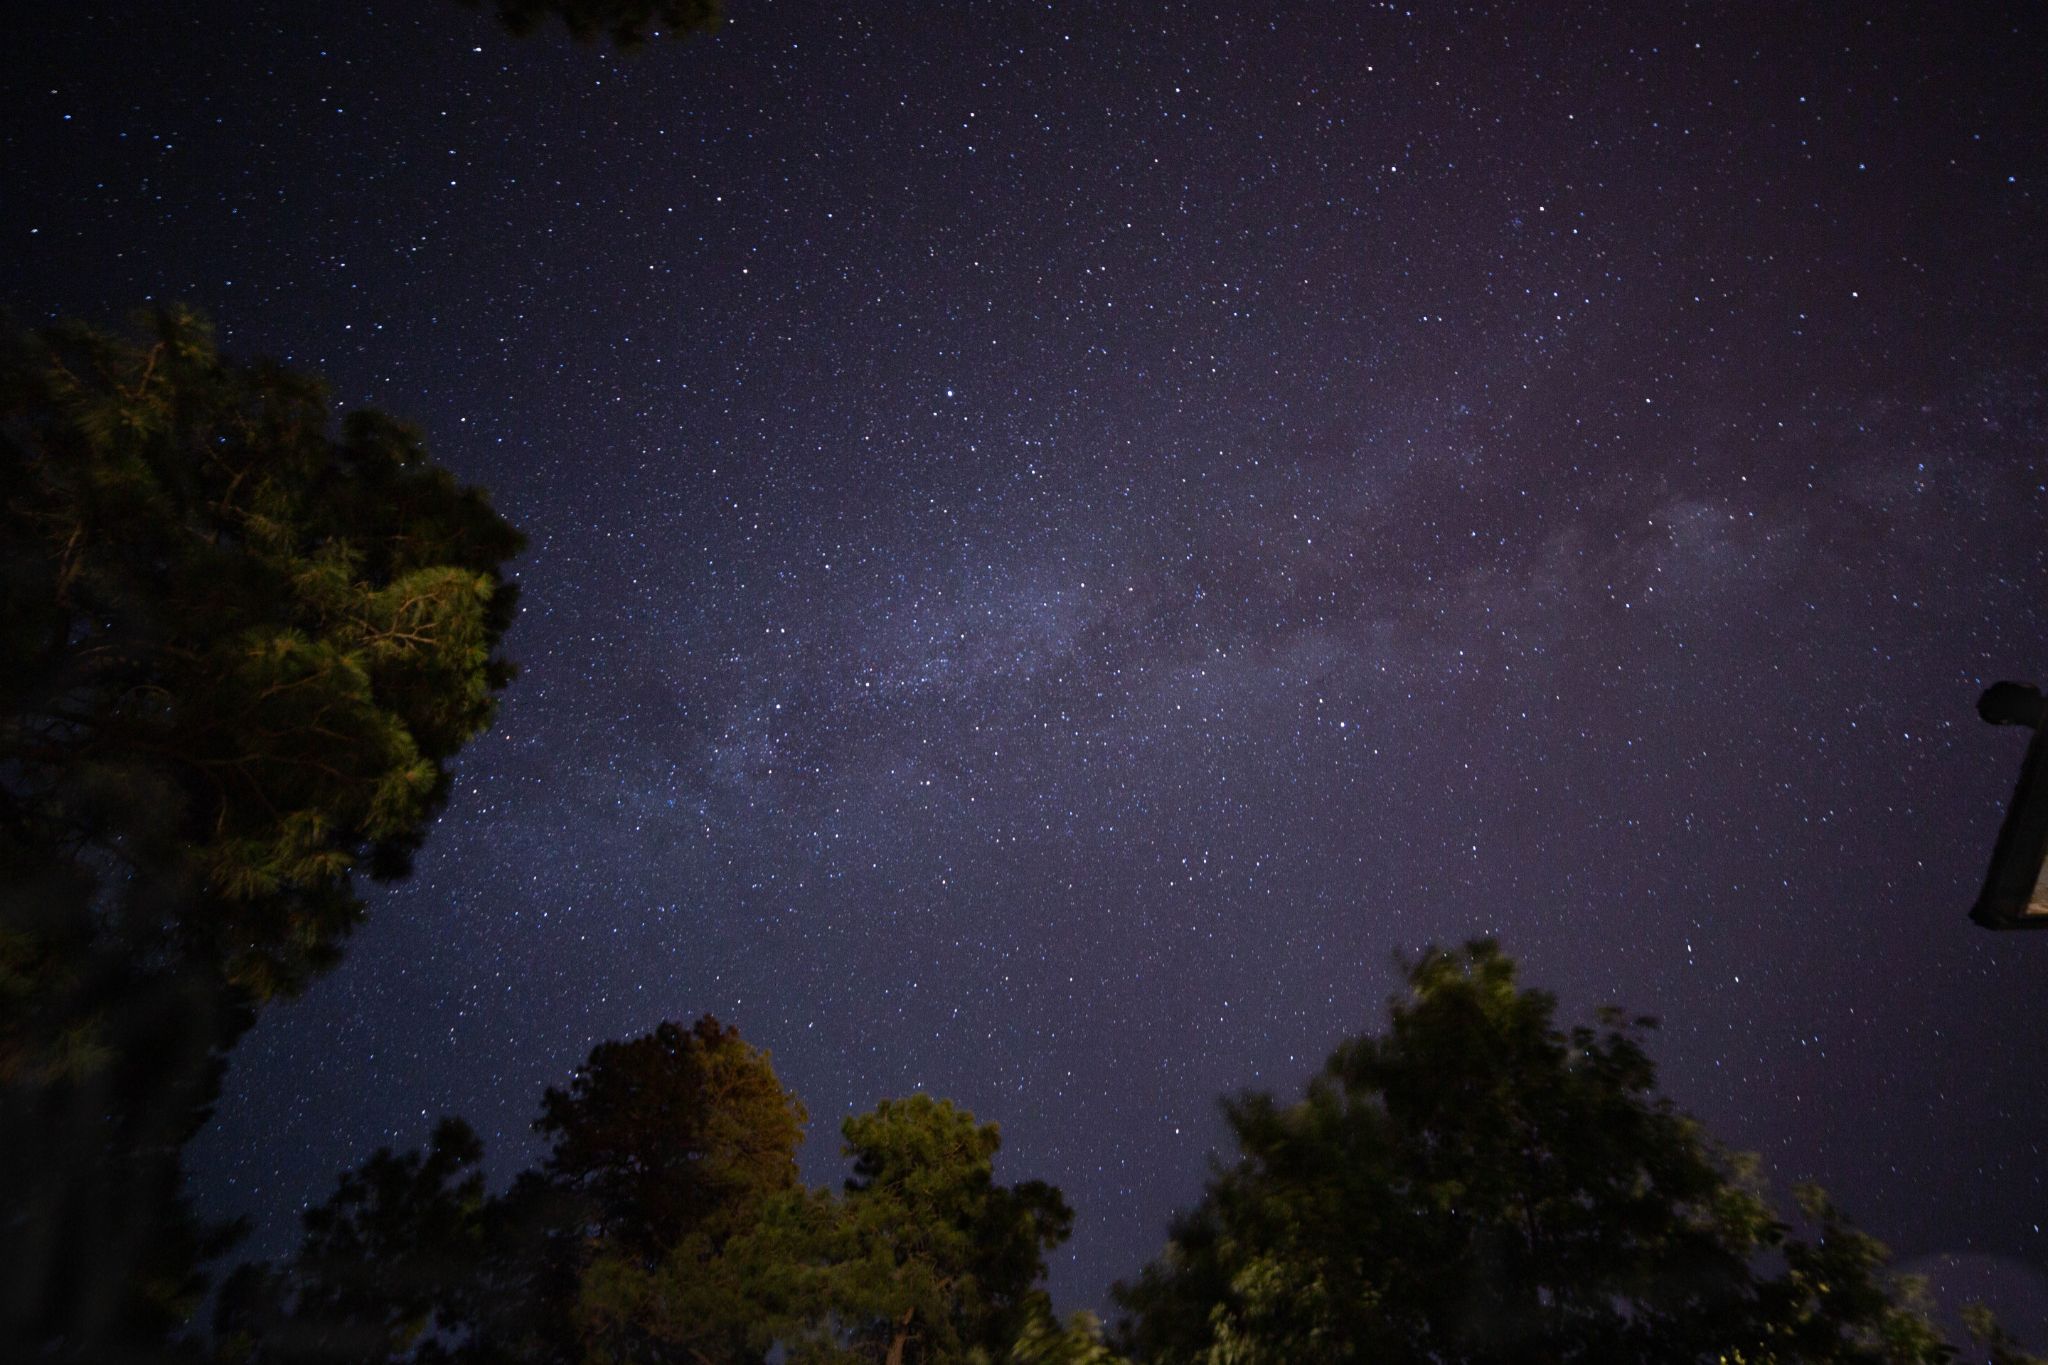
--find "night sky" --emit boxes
[7,0,2048,1329]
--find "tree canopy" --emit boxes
[219,1018,1074,1365]
[1112,941,2039,1365]
[538,1015,806,1259]
[0,307,522,1357]
[825,1095,1073,1363]
[575,1093,1073,1365]
[1,306,522,1022]
[457,0,721,48]
[161,947,2048,1364]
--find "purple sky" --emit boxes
[6,0,2046,1328]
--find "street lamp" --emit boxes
[1973,681,2048,930]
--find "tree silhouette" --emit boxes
[0,307,522,1357]
[214,1118,491,1363]
[827,1096,1073,1364]
[221,1024,1076,1365]
[1113,941,2039,1364]
[532,1015,807,1363]
[564,1092,1073,1363]
[457,0,721,48]
[538,1016,806,1257]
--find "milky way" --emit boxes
[5,0,2046,1323]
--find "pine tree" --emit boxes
[0,306,523,1357]
[222,1025,1078,1365]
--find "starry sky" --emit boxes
[6,0,2048,1328]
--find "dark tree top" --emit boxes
[217,1023,1090,1364]
[0,306,521,1357]
[1114,941,2028,1364]
[536,1014,807,1258]
[0,306,524,1023]
[458,0,721,48]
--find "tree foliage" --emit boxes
[0,307,522,1357]
[215,1118,492,1364]
[539,1016,806,1259]
[1,306,522,1024]
[222,1017,1073,1365]
[1112,941,2038,1365]
[820,1095,1072,1364]
[540,1015,808,1364]
[574,1092,1073,1365]
[214,953,2043,1365]
[997,1311,1128,1365]
[457,0,721,48]
[572,1095,1072,1365]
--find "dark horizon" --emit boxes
[5,0,2046,1330]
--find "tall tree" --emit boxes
[822,1096,1073,1365]
[0,307,522,1358]
[220,1017,808,1364]
[537,1016,806,1261]
[213,1118,492,1365]
[538,1015,808,1364]
[1112,941,2038,1364]
[222,1028,1076,1365]
[572,1093,1073,1364]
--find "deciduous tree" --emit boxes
[1112,941,2037,1364]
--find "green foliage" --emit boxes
[456,0,721,48]
[215,1118,491,1363]
[568,1093,1073,1365]
[818,1095,1073,1364]
[577,1184,844,1364]
[225,1023,1075,1365]
[540,1015,807,1259]
[993,1310,1128,1365]
[545,1016,808,1364]
[217,1017,803,1364]
[1744,1185,1955,1364]
[1,306,523,1020]
[0,306,522,1357]
[1962,1303,2048,1365]
[1112,941,2025,1365]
